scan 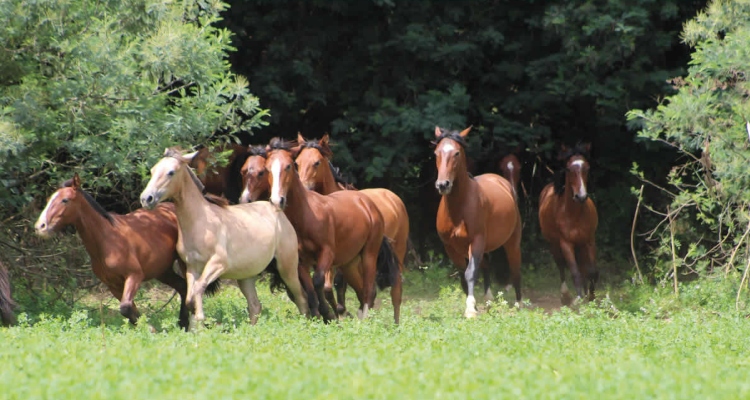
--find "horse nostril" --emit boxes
[39,223,46,229]
[146,195,154,204]
[279,197,286,208]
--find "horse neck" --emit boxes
[71,198,116,263]
[285,172,316,228]
[319,166,342,194]
[561,184,587,215]
[441,168,475,217]
[171,171,212,232]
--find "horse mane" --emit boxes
[553,143,591,196]
[61,178,115,225]
[248,145,268,158]
[204,193,230,207]
[328,161,355,189]
[299,139,333,158]
[432,127,468,148]
[268,137,294,152]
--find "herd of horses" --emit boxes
[0,126,598,329]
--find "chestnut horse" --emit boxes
[294,134,408,318]
[265,138,401,323]
[238,145,271,204]
[538,143,598,304]
[34,174,219,330]
[0,261,15,327]
[498,152,522,200]
[433,126,522,318]
[190,143,250,203]
[141,148,309,326]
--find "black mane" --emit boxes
[61,179,115,225]
[432,127,468,148]
[268,137,294,151]
[328,161,355,188]
[299,140,333,158]
[248,145,268,158]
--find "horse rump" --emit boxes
[376,238,400,290]
[0,262,17,327]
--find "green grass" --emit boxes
[2,268,750,399]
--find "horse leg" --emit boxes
[504,242,522,305]
[559,241,584,300]
[550,244,571,305]
[323,269,339,317]
[464,239,486,318]
[444,245,468,294]
[191,257,226,323]
[157,263,190,331]
[274,250,309,317]
[312,250,337,322]
[120,274,143,325]
[334,271,349,316]
[580,242,598,301]
[481,256,494,302]
[358,244,379,321]
[237,277,262,325]
[298,263,321,319]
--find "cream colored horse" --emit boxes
[140,148,309,326]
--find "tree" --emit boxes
[0,0,268,212]
[628,0,750,282]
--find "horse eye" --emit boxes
[258,170,265,177]
[62,198,69,204]
[313,161,321,167]
[286,164,292,171]
[167,170,175,177]
[454,151,460,158]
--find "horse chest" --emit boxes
[438,219,470,242]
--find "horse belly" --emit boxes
[477,176,518,251]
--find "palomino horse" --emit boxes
[34,174,218,330]
[538,143,598,304]
[0,261,15,327]
[295,134,407,319]
[140,148,309,325]
[498,152,522,200]
[238,145,271,204]
[190,143,250,204]
[433,126,523,318]
[265,138,401,323]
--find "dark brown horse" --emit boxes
[294,134,407,319]
[0,261,15,327]
[34,174,219,329]
[190,143,250,203]
[538,143,598,304]
[265,138,401,323]
[238,145,270,203]
[433,126,523,318]
[498,152,522,200]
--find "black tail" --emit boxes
[264,258,288,294]
[0,263,17,327]
[376,238,400,290]
[204,279,222,297]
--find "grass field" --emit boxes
[2,267,750,399]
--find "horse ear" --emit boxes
[319,134,330,147]
[290,144,302,159]
[182,150,199,162]
[297,132,306,145]
[459,126,472,138]
[72,173,81,189]
[434,126,442,138]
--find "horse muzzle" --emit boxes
[34,220,53,238]
[435,180,453,195]
[573,193,588,202]
[270,195,287,210]
[140,193,160,209]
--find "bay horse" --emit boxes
[189,143,250,204]
[34,173,219,330]
[140,148,309,326]
[238,145,270,204]
[433,126,523,318]
[294,133,407,319]
[0,261,15,327]
[538,143,598,304]
[265,138,401,323]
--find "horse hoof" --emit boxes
[148,324,157,334]
[464,309,477,319]
[336,304,346,315]
[484,292,495,302]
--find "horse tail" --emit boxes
[264,258,288,294]
[376,237,399,290]
[0,263,17,327]
[204,279,222,297]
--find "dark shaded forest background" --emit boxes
[217,0,706,260]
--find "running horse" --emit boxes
[433,126,523,318]
[238,145,271,204]
[189,143,250,203]
[34,173,219,330]
[140,148,309,326]
[265,138,401,323]
[538,143,598,304]
[0,261,15,327]
[294,133,407,319]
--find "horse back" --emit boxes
[474,173,520,251]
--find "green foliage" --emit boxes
[627,0,750,280]
[3,270,750,398]
[0,0,268,211]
